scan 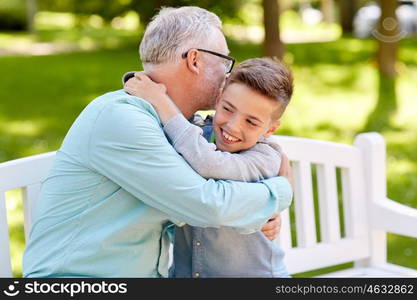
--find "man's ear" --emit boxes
[185,49,200,75]
[215,94,222,107]
[263,120,281,138]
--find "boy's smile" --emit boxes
[213,83,281,153]
[220,128,241,144]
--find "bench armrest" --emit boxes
[371,197,417,238]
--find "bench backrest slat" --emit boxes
[316,164,340,243]
[0,192,12,277]
[273,135,371,274]
[0,152,56,191]
[0,152,56,277]
[23,184,42,241]
[292,161,317,248]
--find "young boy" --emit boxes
[124,57,294,277]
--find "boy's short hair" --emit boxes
[225,57,293,119]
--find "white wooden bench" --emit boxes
[1,132,416,277]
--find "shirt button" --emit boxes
[194,272,200,278]
[195,241,201,246]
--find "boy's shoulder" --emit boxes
[257,136,282,155]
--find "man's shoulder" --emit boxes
[88,89,158,117]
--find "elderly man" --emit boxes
[23,6,292,278]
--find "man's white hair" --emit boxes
[139,6,222,66]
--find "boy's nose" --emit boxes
[226,117,241,134]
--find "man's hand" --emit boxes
[261,213,281,241]
[279,152,293,188]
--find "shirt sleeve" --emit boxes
[88,99,292,233]
[163,114,282,182]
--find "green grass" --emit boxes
[2,35,417,277]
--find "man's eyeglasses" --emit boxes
[182,48,235,74]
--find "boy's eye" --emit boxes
[247,120,258,126]
[223,106,231,112]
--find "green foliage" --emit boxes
[38,0,132,23]
[0,0,27,30]
[37,0,244,26]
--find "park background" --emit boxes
[0,0,416,277]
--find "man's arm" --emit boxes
[88,98,292,233]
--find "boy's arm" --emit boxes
[164,114,282,183]
[124,72,181,124]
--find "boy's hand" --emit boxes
[279,152,293,188]
[124,72,167,101]
[261,213,281,241]
[124,72,180,124]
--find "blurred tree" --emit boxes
[130,0,243,26]
[337,0,357,33]
[0,0,27,30]
[262,0,284,59]
[321,0,335,23]
[27,0,37,33]
[38,0,243,27]
[38,0,129,25]
[364,0,399,131]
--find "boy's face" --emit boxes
[213,83,281,153]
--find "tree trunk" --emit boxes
[377,0,398,78]
[364,0,398,131]
[262,0,284,59]
[338,0,356,33]
[26,0,37,33]
[321,0,335,23]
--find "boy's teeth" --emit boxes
[222,131,239,142]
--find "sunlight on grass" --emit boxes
[0,33,34,46]
[388,159,417,175]
[111,11,140,31]
[1,120,44,137]
[36,12,76,29]
[395,67,417,128]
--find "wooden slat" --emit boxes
[0,192,12,277]
[285,237,371,275]
[316,164,340,243]
[341,165,368,239]
[0,151,55,191]
[273,135,360,168]
[23,184,41,241]
[292,161,317,247]
[275,208,292,250]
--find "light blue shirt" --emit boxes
[23,90,292,278]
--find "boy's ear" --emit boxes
[263,120,281,138]
[185,49,200,75]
